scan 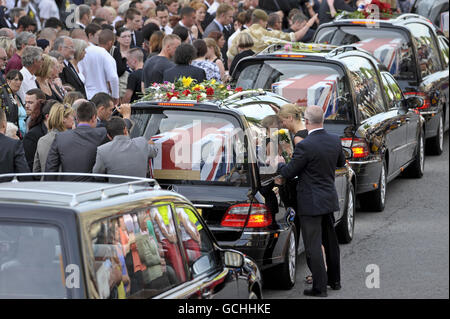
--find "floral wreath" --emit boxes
[140,77,245,102]
[338,0,399,20]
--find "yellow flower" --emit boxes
[182,76,193,88]
[210,79,216,85]
[278,129,289,135]
[199,85,205,90]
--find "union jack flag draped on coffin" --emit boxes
[149,121,237,181]
[353,38,403,75]
[271,74,339,120]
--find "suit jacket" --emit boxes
[203,20,221,38]
[163,65,206,84]
[92,135,157,183]
[59,63,86,97]
[131,30,144,48]
[45,125,107,181]
[23,121,48,171]
[278,129,346,216]
[0,133,30,181]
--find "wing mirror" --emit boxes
[223,249,244,268]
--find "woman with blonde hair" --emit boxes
[33,103,75,173]
[71,38,88,86]
[204,37,226,82]
[35,54,64,102]
[189,0,207,39]
[278,103,308,144]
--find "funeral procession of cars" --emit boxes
[0,9,448,300]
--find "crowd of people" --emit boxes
[0,0,416,179]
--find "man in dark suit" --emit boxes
[0,109,30,181]
[45,101,107,181]
[163,43,206,84]
[124,8,144,48]
[56,36,87,97]
[277,105,346,297]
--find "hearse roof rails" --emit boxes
[0,173,161,207]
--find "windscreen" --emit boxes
[130,109,249,186]
[236,60,351,122]
[0,222,67,299]
[315,26,415,80]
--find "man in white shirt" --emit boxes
[17,46,43,102]
[79,29,119,103]
[75,4,92,29]
[38,0,60,24]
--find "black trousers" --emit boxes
[300,213,340,292]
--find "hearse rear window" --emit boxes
[315,26,415,80]
[130,109,249,186]
[236,61,350,122]
[0,222,67,299]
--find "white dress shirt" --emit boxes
[78,44,119,99]
[17,67,37,103]
[308,127,324,135]
[161,24,173,35]
[207,1,220,15]
[38,0,60,20]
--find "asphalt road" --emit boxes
[263,133,449,299]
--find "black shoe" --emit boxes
[328,282,341,290]
[303,288,328,297]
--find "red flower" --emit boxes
[234,87,243,92]
[206,87,214,96]
[193,86,201,91]
[182,89,191,96]
[166,91,179,99]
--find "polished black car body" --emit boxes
[313,15,449,155]
[231,46,425,212]
[0,174,262,299]
[129,94,356,289]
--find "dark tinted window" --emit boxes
[405,23,441,77]
[381,72,404,109]
[174,205,220,278]
[315,26,415,80]
[0,222,67,298]
[236,60,351,122]
[90,204,188,299]
[341,56,386,120]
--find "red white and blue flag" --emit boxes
[354,38,402,75]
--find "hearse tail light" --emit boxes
[158,102,195,107]
[221,203,272,228]
[404,92,430,110]
[275,54,305,58]
[351,21,376,25]
[341,137,370,159]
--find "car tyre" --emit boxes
[277,226,297,289]
[404,129,425,178]
[360,158,386,212]
[336,183,355,244]
[427,114,444,155]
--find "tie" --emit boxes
[132,32,137,47]
[161,27,165,33]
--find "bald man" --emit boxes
[277,105,346,297]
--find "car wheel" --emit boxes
[336,183,355,244]
[360,159,386,212]
[277,227,297,289]
[428,114,444,155]
[404,130,425,178]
